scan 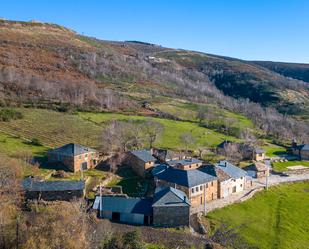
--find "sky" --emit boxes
[1,0,309,63]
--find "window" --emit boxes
[206,183,208,188]
[240,184,243,188]
[211,181,214,186]
[200,186,203,191]
[85,153,88,158]
[200,197,203,204]
[189,165,192,168]
[191,188,195,193]
[241,177,243,180]
[196,187,199,192]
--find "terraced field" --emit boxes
[0,108,102,148]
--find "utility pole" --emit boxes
[265,160,270,190]
[204,184,207,215]
[99,184,103,218]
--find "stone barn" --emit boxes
[127,150,158,177]
[47,143,100,172]
[152,186,190,227]
[23,178,85,201]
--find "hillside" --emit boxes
[0,19,308,142]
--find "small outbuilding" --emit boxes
[152,186,190,227]
[93,196,152,225]
[23,178,85,201]
[253,148,266,161]
[245,162,269,178]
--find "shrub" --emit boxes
[0,109,23,122]
[30,138,42,146]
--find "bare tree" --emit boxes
[143,119,163,149]
[180,133,196,152]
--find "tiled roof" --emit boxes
[93,196,152,215]
[215,160,247,179]
[167,158,202,167]
[155,167,217,188]
[152,186,190,207]
[130,150,157,162]
[23,178,85,192]
[49,143,97,156]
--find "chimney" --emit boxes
[183,196,187,203]
[224,161,227,167]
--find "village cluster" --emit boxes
[23,141,309,227]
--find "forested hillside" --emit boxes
[0,19,308,142]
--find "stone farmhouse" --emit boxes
[154,166,218,214]
[152,186,190,227]
[166,158,203,170]
[245,162,269,179]
[289,142,309,160]
[215,160,247,197]
[253,148,266,161]
[127,149,159,177]
[23,177,85,201]
[47,143,100,172]
[217,141,266,161]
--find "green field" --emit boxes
[272,160,309,172]
[0,108,235,152]
[206,182,309,249]
[262,143,286,157]
[152,99,254,130]
[78,112,234,150]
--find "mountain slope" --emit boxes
[0,19,308,142]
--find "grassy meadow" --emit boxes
[206,182,309,249]
[272,160,309,172]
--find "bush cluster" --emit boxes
[0,109,23,122]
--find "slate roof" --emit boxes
[217,140,233,148]
[49,143,97,156]
[167,158,202,167]
[152,186,190,207]
[130,150,157,162]
[155,167,217,188]
[215,160,247,179]
[253,162,268,171]
[93,196,152,215]
[298,144,309,151]
[151,164,168,176]
[254,147,265,154]
[201,165,230,182]
[23,178,85,192]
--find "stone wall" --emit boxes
[153,205,190,227]
[25,189,84,201]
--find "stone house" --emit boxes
[152,186,190,227]
[152,148,183,162]
[23,177,85,201]
[214,161,247,198]
[217,141,266,161]
[246,162,269,178]
[127,150,158,177]
[289,143,309,160]
[253,148,266,161]
[154,166,218,214]
[166,158,203,170]
[47,143,100,172]
[93,196,152,225]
